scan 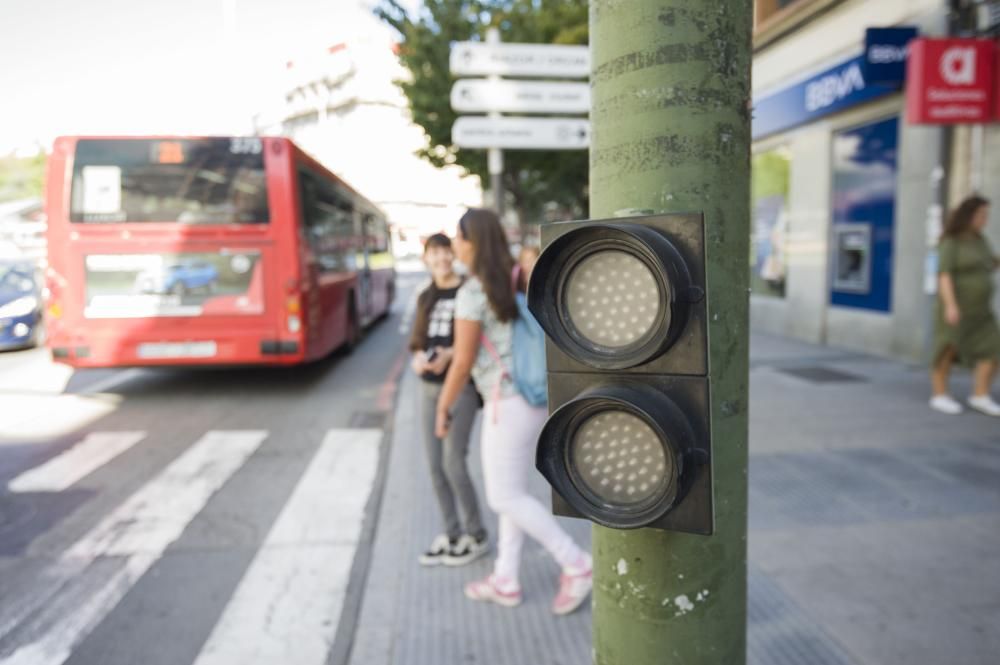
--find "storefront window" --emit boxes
[751,147,791,298]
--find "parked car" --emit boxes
[0,260,43,350]
[135,261,219,296]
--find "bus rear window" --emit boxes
[70,138,270,224]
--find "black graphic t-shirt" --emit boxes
[411,284,461,383]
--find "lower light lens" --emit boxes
[564,250,661,349]
[570,409,670,506]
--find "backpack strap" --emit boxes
[479,333,510,422]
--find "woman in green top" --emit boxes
[930,195,1000,416]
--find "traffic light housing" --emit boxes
[529,213,713,534]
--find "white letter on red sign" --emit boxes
[940,47,977,86]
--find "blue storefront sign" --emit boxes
[753,55,900,140]
[863,26,918,86]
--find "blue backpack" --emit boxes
[511,291,548,407]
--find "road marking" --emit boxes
[192,428,382,665]
[8,431,146,493]
[0,430,268,665]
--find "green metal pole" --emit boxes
[589,2,751,664]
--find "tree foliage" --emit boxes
[0,153,46,203]
[375,0,588,225]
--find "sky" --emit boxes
[0,0,422,155]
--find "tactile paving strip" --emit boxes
[749,567,860,665]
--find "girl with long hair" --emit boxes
[434,209,592,614]
[409,233,488,566]
[930,195,1000,416]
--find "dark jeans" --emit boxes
[419,380,486,541]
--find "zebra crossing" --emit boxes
[0,427,384,665]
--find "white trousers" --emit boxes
[481,394,583,583]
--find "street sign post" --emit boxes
[452,117,590,150]
[451,79,590,114]
[449,32,591,219]
[449,41,589,78]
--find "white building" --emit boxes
[253,8,481,257]
[751,0,1000,361]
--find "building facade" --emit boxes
[751,0,1000,361]
[253,9,481,257]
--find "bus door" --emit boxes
[357,212,375,325]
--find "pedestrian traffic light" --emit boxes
[529,213,713,534]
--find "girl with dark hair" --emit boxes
[930,195,1000,416]
[409,233,488,566]
[435,209,592,615]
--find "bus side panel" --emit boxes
[368,268,394,319]
[290,146,357,362]
[314,271,356,357]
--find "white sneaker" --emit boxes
[968,395,1000,417]
[443,534,488,566]
[418,534,453,566]
[930,394,964,415]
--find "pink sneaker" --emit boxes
[552,567,592,615]
[464,575,522,608]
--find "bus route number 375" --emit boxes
[230,137,263,155]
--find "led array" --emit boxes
[565,250,661,348]
[571,410,670,505]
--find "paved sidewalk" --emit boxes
[349,332,1000,665]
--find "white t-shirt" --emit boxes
[455,276,518,400]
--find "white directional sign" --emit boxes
[450,41,590,78]
[451,79,590,114]
[452,117,590,150]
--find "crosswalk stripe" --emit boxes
[192,428,382,665]
[8,431,147,493]
[0,430,268,665]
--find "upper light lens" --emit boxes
[564,250,662,349]
[570,409,671,507]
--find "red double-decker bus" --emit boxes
[45,136,394,367]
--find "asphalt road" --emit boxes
[0,270,423,665]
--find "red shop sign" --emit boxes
[906,37,995,124]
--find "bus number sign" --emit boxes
[230,137,263,155]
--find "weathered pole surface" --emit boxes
[588,2,751,664]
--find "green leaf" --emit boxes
[374,0,589,225]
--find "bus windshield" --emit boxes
[70,138,270,224]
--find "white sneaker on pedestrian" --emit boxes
[464,574,522,607]
[443,534,488,566]
[418,534,453,566]
[930,394,963,415]
[968,394,1000,417]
